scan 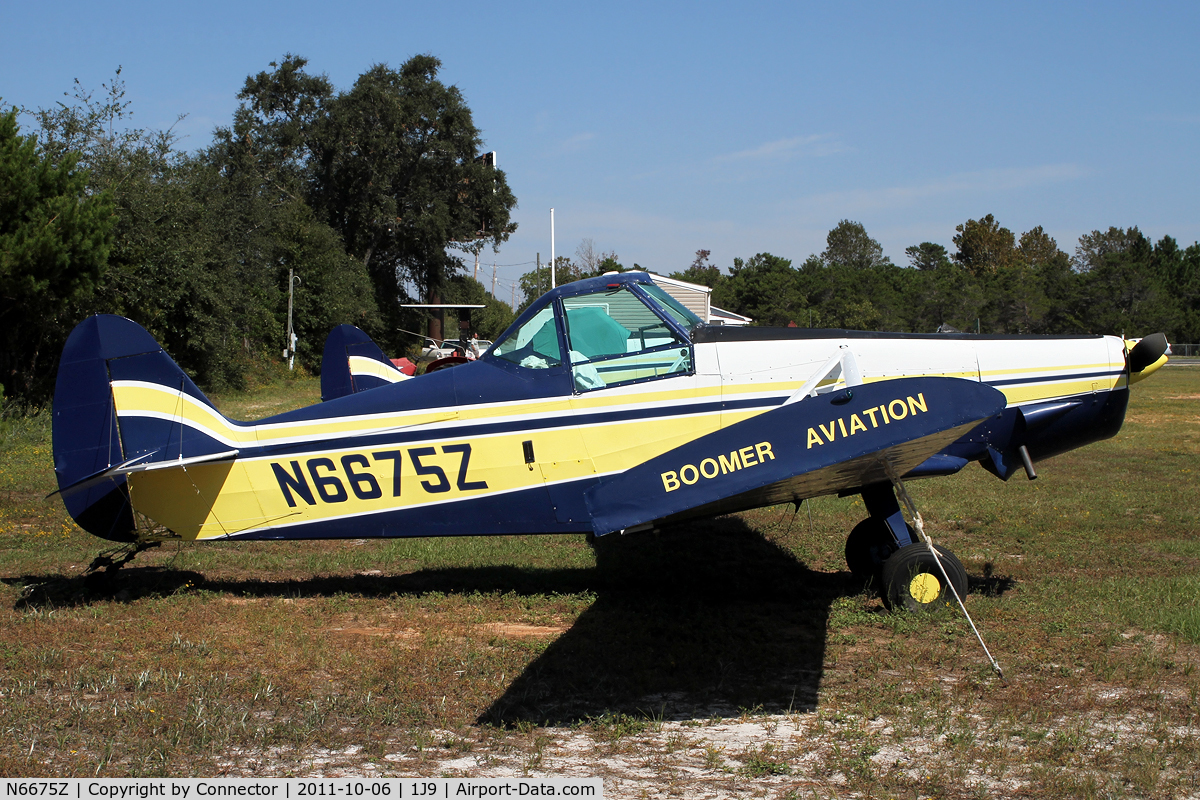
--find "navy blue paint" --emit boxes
[1024,386,1128,462]
[52,315,179,541]
[585,377,1008,536]
[903,454,970,478]
[112,412,233,465]
[268,356,574,429]
[547,476,601,524]
[253,395,779,460]
[321,324,394,401]
[860,483,914,547]
[341,454,383,499]
[272,461,316,507]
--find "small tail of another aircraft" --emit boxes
[320,324,410,401]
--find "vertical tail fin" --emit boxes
[52,315,233,541]
[320,324,410,401]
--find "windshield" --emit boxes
[639,283,703,332]
[561,286,691,391]
[491,305,562,368]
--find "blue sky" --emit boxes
[4,1,1197,302]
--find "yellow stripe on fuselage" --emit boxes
[116,350,1123,539]
[113,357,1116,454]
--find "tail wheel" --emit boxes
[881,543,968,613]
[844,518,903,585]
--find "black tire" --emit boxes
[844,518,904,584]
[881,543,968,613]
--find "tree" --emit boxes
[798,255,886,330]
[952,214,1016,276]
[1017,227,1080,333]
[1162,239,1200,343]
[307,56,517,345]
[210,58,382,379]
[569,238,622,278]
[575,239,601,274]
[443,275,515,341]
[986,261,1049,334]
[0,109,114,401]
[914,259,985,333]
[1079,229,1176,336]
[821,220,891,270]
[233,53,333,183]
[516,256,589,312]
[713,253,806,326]
[671,249,724,288]
[905,242,951,271]
[596,254,624,273]
[15,57,513,393]
[1073,226,1145,273]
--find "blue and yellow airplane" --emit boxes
[52,272,1169,610]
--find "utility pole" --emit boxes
[491,262,497,298]
[474,252,479,281]
[550,208,556,289]
[284,268,301,370]
[536,252,541,298]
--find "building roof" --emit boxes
[709,305,753,326]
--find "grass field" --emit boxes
[1,368,1197,797]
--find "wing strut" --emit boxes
[783,344,863,406]
[882,460,1005,681]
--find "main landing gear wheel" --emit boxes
[881,543,968,613]
[844,518,904,586]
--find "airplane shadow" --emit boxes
[480,516,850,725]
[4,517,1014,726]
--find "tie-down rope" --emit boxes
[883,460,1005,681]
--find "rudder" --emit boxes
[53,315,231,541]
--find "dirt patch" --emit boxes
[329,625,421,640]
[475,622,568,638]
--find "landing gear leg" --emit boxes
[844,483,915,585]
[853,467,1005,679]
[83,541,160,589]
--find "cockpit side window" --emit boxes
[491,305,563,369]
[562,286,692,392]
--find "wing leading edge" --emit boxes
[585,376,1007,536]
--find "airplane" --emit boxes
[51,271,1169,612]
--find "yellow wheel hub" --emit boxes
[910,572,942,604]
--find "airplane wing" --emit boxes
[585,376,1007,536]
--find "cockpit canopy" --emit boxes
[489,273,701,392]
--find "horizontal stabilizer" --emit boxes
[52,449,240,500]
[585,377,1006,536]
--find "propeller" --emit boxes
[1128,332,1169,373]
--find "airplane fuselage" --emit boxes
[110,326,1130,542]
